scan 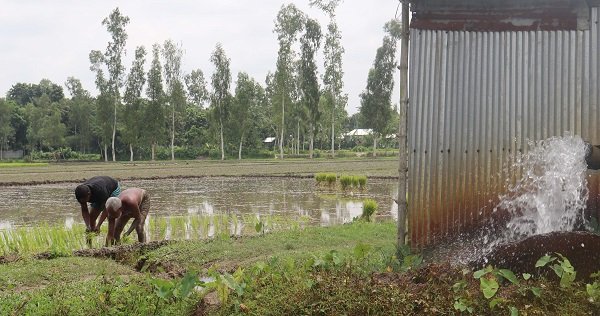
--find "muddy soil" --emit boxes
[472,231,600,280]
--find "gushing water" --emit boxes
[444,135,591,265]
[495,135,589,242]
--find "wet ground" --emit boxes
[0,177,398,229]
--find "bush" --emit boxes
[362,199,378,221]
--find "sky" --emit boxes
[0,0,402,114]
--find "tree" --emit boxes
[145,43,165,161]
[90,7,130,161]
[185,69,209,108]
[231,72,261,160]
[123,46,147,161]
[359,26,398,157]
[0,99,15,159]
[273,4,305,159]
[24,94,66,152]
[210,43,232,161]
[310,0,345,157]
[89,50,112,161]
[65,77,94,153]
[162,40,186,161]
[299,18,322,158]
[7,81,64,106]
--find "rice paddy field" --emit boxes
[0,158,399,185]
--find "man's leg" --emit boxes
[113,216,130,243]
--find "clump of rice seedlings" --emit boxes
[315,173,328,184]
[326,173,337,186]
[200,216,211,238]
[339,175,352,190]
[154,217,168,240]
[169,216,187,240]
[337,175,367,191]
[189,215,201,239]
[357,175,367,189]
[361,199,378,222]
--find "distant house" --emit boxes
[343,129,372,137]
[263,137,276,144]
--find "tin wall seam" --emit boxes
[408,8,600,247]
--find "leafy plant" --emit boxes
[586,271,600,302]
[536,253,576,288]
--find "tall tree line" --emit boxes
[1,6,399,161]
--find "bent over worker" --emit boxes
[74,176,120,233]
[104,188,150,246]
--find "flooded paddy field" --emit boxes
[0,177,398,241]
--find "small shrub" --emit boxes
[361,199,378,221]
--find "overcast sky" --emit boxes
[1,0,402,114]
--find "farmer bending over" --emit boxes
[74,176,120,233]
[104,188,150,246]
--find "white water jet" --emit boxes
[492,135,589,245]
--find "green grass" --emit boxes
[138,221,397,273]
[0,221,598,315]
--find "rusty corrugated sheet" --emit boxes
[410,0,590,31]
[408,7,600,248]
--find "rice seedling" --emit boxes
[340,175,353,190]
[315,173,328,184]
[351,175,360,188]
[357,175,367,189]
[326,173,337,186]
[361,199,378,222]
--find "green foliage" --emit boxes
[536,253,576,288]
[326,173,337,185]
[361,198,378,221]
[586,272,600,302]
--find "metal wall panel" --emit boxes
[408,7,600,248]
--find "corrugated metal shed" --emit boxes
[407,0,600,247]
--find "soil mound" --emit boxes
[471,231,600,280]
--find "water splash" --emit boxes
[432,135,591,265]
[495,135,589,242]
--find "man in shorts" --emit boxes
[104,188,150,246]
[74,176,121,233]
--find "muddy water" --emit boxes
[0,177,398,230]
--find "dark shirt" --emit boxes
[83,176,119,206]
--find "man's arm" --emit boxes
[105,217,116,247]
[80,202,91,231]
[95,208,109,232]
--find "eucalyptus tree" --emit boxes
[89,7,130,161]
[185,69,209,108]
[89,50,112,161]
[231,72,261,160]
[359,27,398,157]
[210,43,232,161]
[0,99,15,159]
[273,4,305,159]
[145,43,165,160]
[310,0,345,157]
[123,46,147,161]
[162,39,185,160]
[65,77,94,153]
[299,18,322,158]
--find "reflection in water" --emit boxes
[0,177,398,233]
